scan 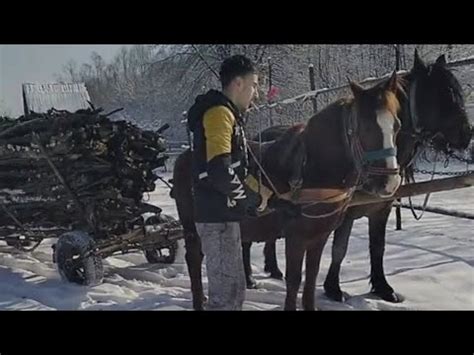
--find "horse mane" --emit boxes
[376,75,406,115]
[261,123,306,182]
[384,91,401,116]
[261,99,352,188]
[432,64,465,109]
[394,75,408,98]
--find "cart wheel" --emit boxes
[144,213,175,226]
[143,213,178,264]
[54,231,103,286]
[144,241,178,264]
[6,237,33,249]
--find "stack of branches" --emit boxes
[0,108,168,239]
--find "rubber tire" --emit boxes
[144,241,178,264]
[6,238,32,248]
[143,213,178,264]
[54,231,103,286]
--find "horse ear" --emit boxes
[413,48,427,72]
[435,54,447,66]
[385,70,398,93]
[348,79,364,97]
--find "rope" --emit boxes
[407,151,438,220]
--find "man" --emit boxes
[187,55,299,310]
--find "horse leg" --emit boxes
[284,235,306,311]
[242,242,257,289]
[369,206,403,303]
[324,216,355,302]
[302,235,328,311]
[264,241,283,280]
[184,231,206,310]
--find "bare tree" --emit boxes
[0,99,12,117]
[56,44,474,142]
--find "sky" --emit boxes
[0,45,129,116]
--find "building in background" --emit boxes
[22,82,91,115]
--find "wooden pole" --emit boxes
[268,57,274,127]
[394,202,474,220]
[394,43,403,230]
[350,174,474,207]
[308,63,317,114]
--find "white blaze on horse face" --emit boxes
[376,109,401,195]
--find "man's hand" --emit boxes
[242,188,263,217]
[267,196,301,218]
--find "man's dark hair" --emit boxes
[219,55,257,89]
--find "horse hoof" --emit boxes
[193,302,204,310]
[372,290,404,303]
[269,270,284,280]
[193,294,208,310]
[324,287,346,302]
[246,279,258,289]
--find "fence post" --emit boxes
[268,56,274,127]
[394,44,403,230]
[447,44,453,61]
[183,111,192,152]
[395,44,401,71]
[308,63,317,114]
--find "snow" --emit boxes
[0,170,472,310]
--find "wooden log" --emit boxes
[0,154,82,167]
[0,227,71,238]
[350,174,474,207]
[393,202,474,220]
[0,108,169,237]
[33,133,98,232]
[0,117,46,139]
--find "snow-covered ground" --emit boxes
[0,167,472,310]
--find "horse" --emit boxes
[171,72,403,310]
[256,50,473,303]
[244,126,290,286]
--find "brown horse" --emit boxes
[323,50,472,303]
[171,73,403,310]
[251,50,473,303]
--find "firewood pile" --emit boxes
[0,108,168,239]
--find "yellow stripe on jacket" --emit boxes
[202,105,235,162]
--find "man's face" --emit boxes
[234,73,259,112]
